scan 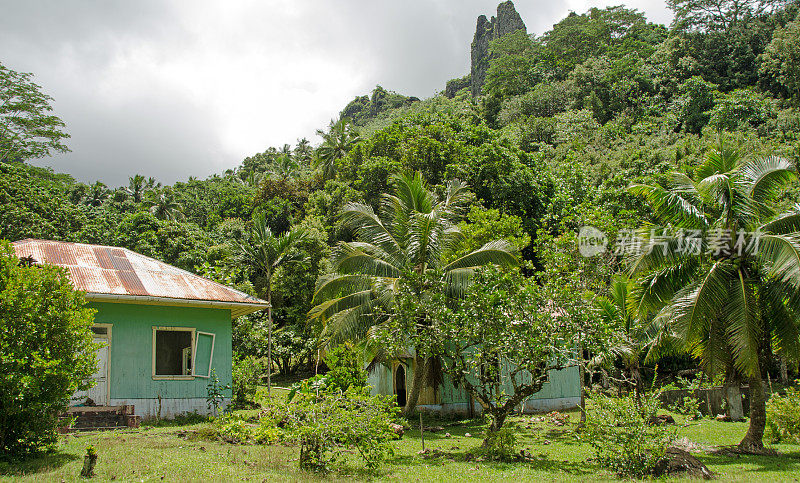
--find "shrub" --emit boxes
[287,342,367,402]
[285,387,400,472]
[479,425,518,461]
[708,88,776,131]
[206,369,230,416]
[213,413,255,443]
[232,355,267,407]
[0,241,97,458]
[766,386,800,444]
[323,342,367,392]
[674,396,702,420]
[585,392,675,478]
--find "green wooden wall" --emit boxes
[89,302,233,400]
[368,360,580,405]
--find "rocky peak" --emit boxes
[469,1,526,97]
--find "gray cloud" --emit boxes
[0,0,671,186]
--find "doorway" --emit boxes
[72,325,111,406]
[394,364,407,407]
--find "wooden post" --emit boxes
[419,412,425,452]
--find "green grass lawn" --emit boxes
[2,408,800,482]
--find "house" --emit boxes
[368,354,581,416]
[12,239,268,418]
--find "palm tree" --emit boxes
[592,275,683,397]
[145,176,161,193]
[294,137,313,165]
[308,172,519,416]
[125,174,146,203]
[147,191,184,221]
[314,118,360,180]
[627,143,800,452]
[236,214,307,395]
[84,182,109,207]
[270,154,300,181]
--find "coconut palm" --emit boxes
[314,118,360,180]
[270,154,300,181]
[125,174,147,203]
[294,137,313,164]
[147,191,184,221]
[308,172,519,415]
[592,275,684,397]
[84,182,109,207]
[236,213,307,395]
[627,143,800,452]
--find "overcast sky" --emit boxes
[1,0,672,186]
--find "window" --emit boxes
[151,327,216,380]
[152,327,195,379]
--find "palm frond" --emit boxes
[628,183,707,228]
[443,240,519,272]
[723,269,760,376]
[332,242,401,278]
[757,234,800,288]
[737,156,796,203]
[761,205,800,235]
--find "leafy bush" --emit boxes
[285,387,400,472]
[232,355,267,407]
[479,425,518,461]
[0,242,97,458]
[206,369,231,416]
[214,413,254,443]
[709,88,776,131]
[672,396,702,420]
[287,342,367,402]
[323,342,367,392]
[767,386,800,444]
[586,392,675,478]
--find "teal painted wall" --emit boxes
[368,361,580,404]
[89,302,233,399]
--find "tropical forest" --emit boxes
[3,0,800,480]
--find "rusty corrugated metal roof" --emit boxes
[12,239,268,317]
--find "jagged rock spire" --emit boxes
[469,1,527,97]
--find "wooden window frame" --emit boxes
[191,331,216,379]
[152,326,196,380]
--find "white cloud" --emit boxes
[0,0,672,185]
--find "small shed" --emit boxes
[13,239,268,418]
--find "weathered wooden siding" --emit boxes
[369,359,580,413]
[89,302,233,401]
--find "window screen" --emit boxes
[155,329,193,375]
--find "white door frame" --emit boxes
[91,324,112,406]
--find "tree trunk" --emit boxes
[631,363,643,403]
[738,372,766,452]
[725,384,744,421]
[780,356,788,385]
[578,338,586,424]
[403,354,427,417]
[487,411,508,433]
[267,290,272,397]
